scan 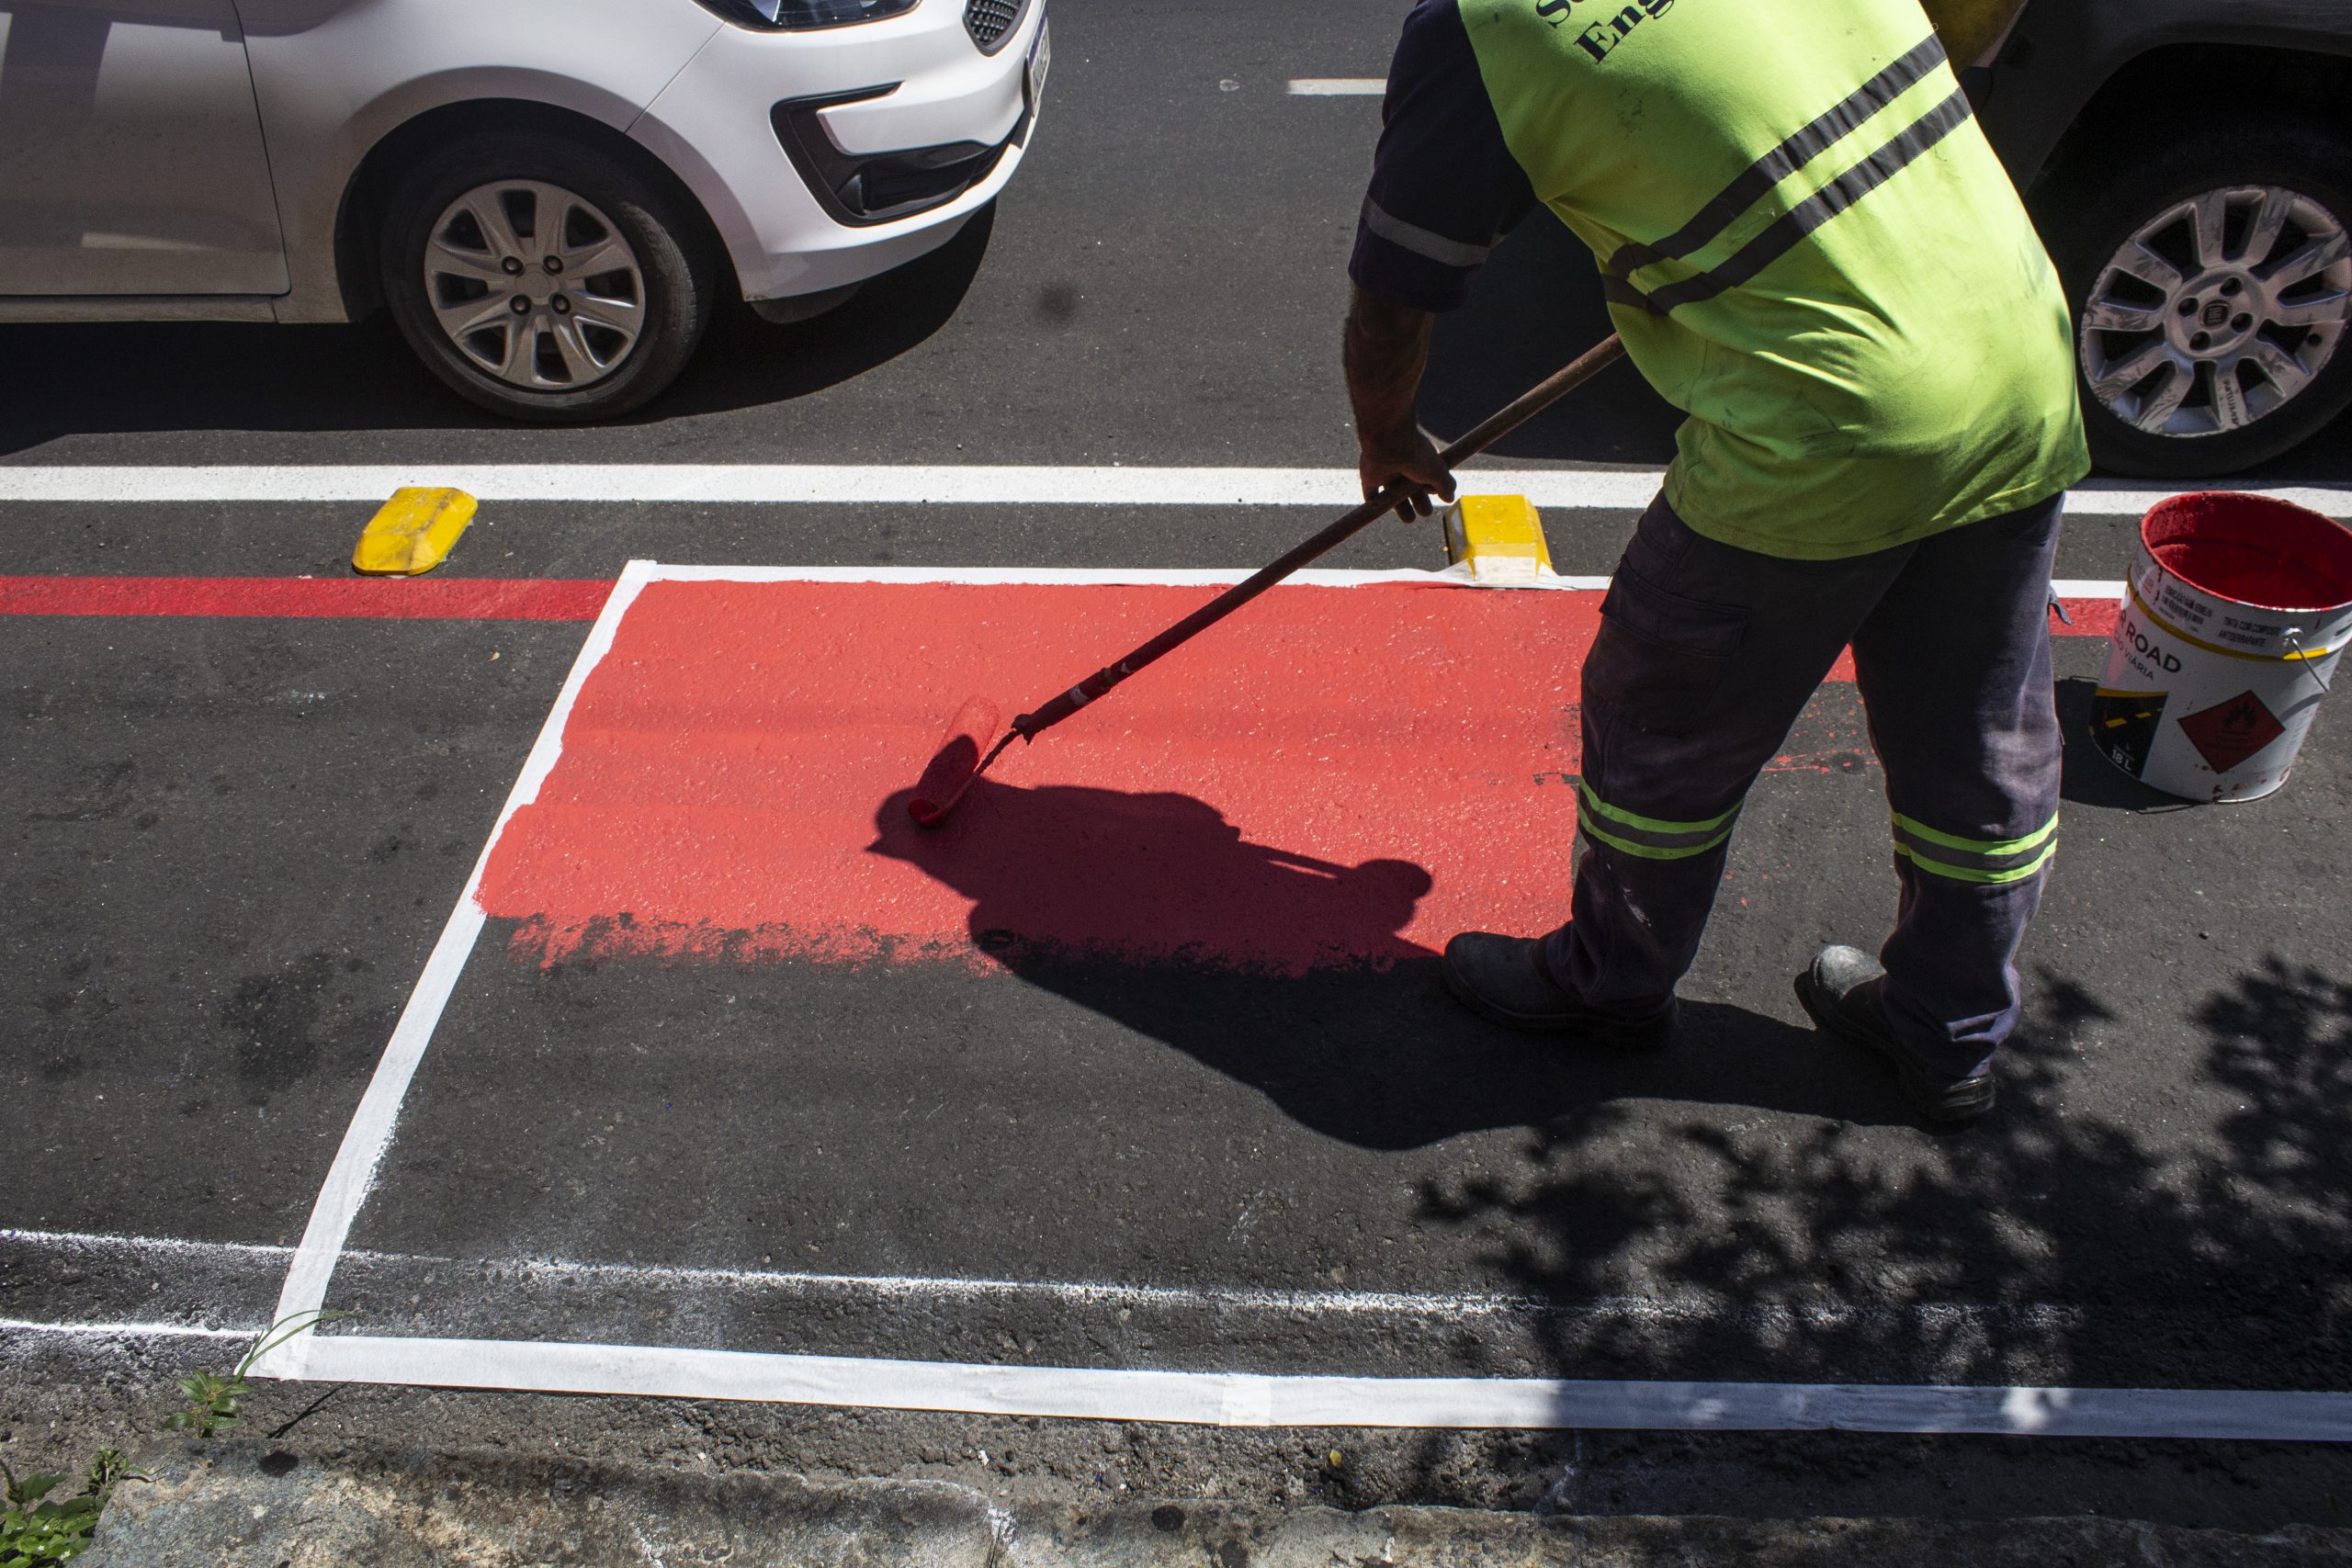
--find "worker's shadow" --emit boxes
[869,782,1911,1149]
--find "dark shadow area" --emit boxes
[868,777,1917,1148]
[2057,675,2196,810]
[865,773,2351,1398]
[1419,211,1683,466]
[1413,953,2352,1396]
[0,203,996,455]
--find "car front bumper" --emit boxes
[629,0,1046,303]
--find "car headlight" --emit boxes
[694,0,919,29]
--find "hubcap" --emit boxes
[2080,185,2350,438]
[423,179,647,392]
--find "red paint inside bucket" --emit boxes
[2142,491,2352,612]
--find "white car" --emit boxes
[0,0,1048,420]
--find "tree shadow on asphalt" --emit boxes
[1417,953,2352,1397]
[0,205,997,456]
[869,776,1919,1151]
[872,774,2352,1396]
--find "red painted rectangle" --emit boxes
[481,580,1606,975]
[474,580,2120,976]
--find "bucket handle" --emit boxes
[2283,628,2335,696]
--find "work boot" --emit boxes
[1794,945,1996,1124]
[1441,932,1676,1049]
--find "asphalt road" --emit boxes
[6,0,2352,1530]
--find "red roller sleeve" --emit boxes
[907,698,1008,827]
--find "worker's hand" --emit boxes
[1342,286,1450,524]
[1358,422,1455,524]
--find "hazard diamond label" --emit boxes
[2177,689,2287,773]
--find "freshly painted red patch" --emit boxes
[481,581,1598,974]
[472,580,2120,975]
[0,575,610,620]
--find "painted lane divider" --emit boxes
[1287,77,1387,96]
[0,465,2341,518]
[0,570,2129,627]
[0,575,611,620]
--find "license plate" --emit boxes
[1027,16,1052,107]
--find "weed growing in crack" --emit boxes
[164,1309,350,1439]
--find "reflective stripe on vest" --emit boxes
[1603,35,1974,316]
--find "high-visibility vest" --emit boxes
[1462,0,2088,558]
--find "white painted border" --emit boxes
[294,1335,2352,1440]
[542,561,2129,599]
[645,562,1616,590]
[0,464,2341,519]
[1,1318,254,1342]
[257,563,650,1377]
[254,561,2322,1440]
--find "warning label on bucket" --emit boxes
[2091,687,2168,776]
[2177,689,2287,773]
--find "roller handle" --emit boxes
[1011,333,1628,742]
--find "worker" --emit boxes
[1344,0,2086,1122]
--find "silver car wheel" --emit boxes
[2079,185,2351,439]
[423,179,648,391]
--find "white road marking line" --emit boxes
[290,1334,2352,1440]
[597,562,2126,600]
[0,465,2340,518]
[646,563,1623,589]
[258,563,650,1379]
[1,1318,254,1341]
[0,1226,2080,1334]
[1287,77,1386,96]
[0,1225,290,1258]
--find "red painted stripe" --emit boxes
[474,581,2119,978]
[0,574,2119,636]
[0,575,611,621]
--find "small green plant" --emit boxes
[1,1449,143,1567]
[163,1309,348,1439]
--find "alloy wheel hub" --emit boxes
[2079,184,2351,439]
[422,179,648,392]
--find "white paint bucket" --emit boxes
[2092,492,2352,802]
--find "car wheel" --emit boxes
[2048,123,2352,478]
[380,130,716,423]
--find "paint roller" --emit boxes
[906,333,1629,827]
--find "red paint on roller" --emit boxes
[908,698,1004,826]
[474,579,2113,975]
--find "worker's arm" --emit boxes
[1346,0,1535,521]
[1344,286,1453,521]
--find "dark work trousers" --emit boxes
[1543,493,2066,1080]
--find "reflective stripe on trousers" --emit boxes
[1546,493,2066,1079]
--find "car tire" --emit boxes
[379,130,716,423]
[2044,121,2352,479]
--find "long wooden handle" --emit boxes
[1010,333,1628,741]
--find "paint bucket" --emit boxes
[2092,492,2352,802]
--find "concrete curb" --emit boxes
[82,1440,2352,1567]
